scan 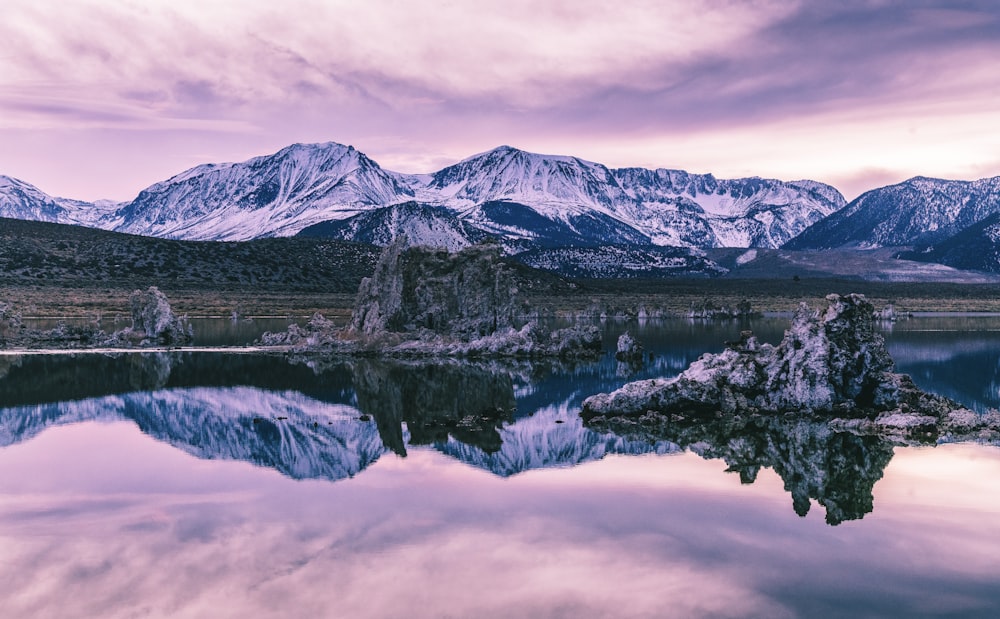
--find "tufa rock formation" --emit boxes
[687,298,754,320]
[260,241,601,358]
[352,239,519,339]
[338,240,601,358]
[615,331,643,362]
[0,289,192,350]
[117,286,193,345]
[582,294,1000,440]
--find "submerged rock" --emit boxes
[258,313,348,349]
[380,322,601,359]
[582,294,1000,440]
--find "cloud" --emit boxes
[1,1,999,199]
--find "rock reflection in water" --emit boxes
[350,359,516,455]
[587,414,895,525]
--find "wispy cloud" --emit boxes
[1,0,998,200]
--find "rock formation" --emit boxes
[262,240,602,358]
[687,298,754,319]
[0,302,108,349]
[352,239,519,339]
[615,332,643,362]
[582,294,1000,440]
[113,286,193,345]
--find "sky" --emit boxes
[1,0,999,202]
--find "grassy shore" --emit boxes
[559,278,1000,315]
[4,277,999,320]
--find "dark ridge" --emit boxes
[0,217,379,292]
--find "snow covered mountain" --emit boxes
[297,201,493,251]
[897,212,1000,272]
[409,145,843,249]
[111,142,415,241]
[0,175,117,227]
[0,142,840,249]
[0,142,847,249]
[612,168,844,247]
[786,175,1000,249]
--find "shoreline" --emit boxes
[6,280,1000,319]
[4,311,1000,355]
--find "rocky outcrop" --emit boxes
[352,239,520,339]
[582,294,1000,440]
[128,287,192,343]
[262,240,602,358]
[105,286,192,346]
[0,302,108,349]
[615,332,643,362]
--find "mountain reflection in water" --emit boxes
[0,352,676,483]
[0,348,965,525]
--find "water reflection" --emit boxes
[2,314,1000,523]
[587,415,895,525]
[0,353,678,483]
[1,349,986,525]
[4,320,1000,617]
[351,359,516,455]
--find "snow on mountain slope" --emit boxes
[897,212,1000,272]
[2,142,847,249]
[428,145,630,215]
[298,145,840,250]
[786,175,1000,250]
[112,142,415,241]
[0,175,119,226]
[612,168,845,248]
[297,201,493,251]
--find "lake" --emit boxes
[1,316,1000,618]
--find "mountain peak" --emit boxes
[278,141,355,155]
[459,145,586,167]
[904,175,948,185]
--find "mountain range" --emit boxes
[4,141,1000,277]
[786,175,1000,272]
[0,142,844,251]
[787,176,1000,250]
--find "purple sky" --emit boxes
[2,0,999,202]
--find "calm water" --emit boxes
[2,317,1000,618]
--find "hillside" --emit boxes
[0,217,379,292]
